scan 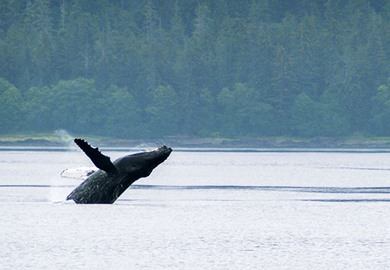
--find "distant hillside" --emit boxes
[0,0,389,139]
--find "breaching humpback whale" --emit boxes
[67,138,172,204]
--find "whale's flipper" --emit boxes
[74,138,117,174]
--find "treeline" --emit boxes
[0,0,390,138]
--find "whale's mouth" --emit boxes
[122,145,172,169]
[157,145,172,154]
[151,146,172,164]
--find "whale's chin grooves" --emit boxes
[67,138,172,204]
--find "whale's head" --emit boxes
[115,146,172,179]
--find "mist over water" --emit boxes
[0,149,389,269]
[54,129,74,147]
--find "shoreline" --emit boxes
[2,134,390,150]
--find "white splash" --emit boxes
[133,143,160,152]
[47,183,71,203]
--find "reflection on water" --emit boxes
[0,149,390,269]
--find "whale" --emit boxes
[66,138,172,204]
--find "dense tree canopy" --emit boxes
[0,0,389,139]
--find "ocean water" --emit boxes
[0,148,389,269]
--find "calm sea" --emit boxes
[0,148,389,269]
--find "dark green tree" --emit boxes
[291,92,349,137]
[49,78,100,134]
[218,83,276,137]
[370,78,390,135]
[0,78,23,133]
[24,86,52,131]
[100,85,141,138]
[146,85,179,137]
[23,0,54,88]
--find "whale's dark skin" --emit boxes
[66,138,172,204]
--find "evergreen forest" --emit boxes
[1,0,390,139]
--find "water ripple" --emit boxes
[1,184,390,194]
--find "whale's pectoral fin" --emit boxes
[74,138,117,174]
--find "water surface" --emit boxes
[0,149,389,269]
